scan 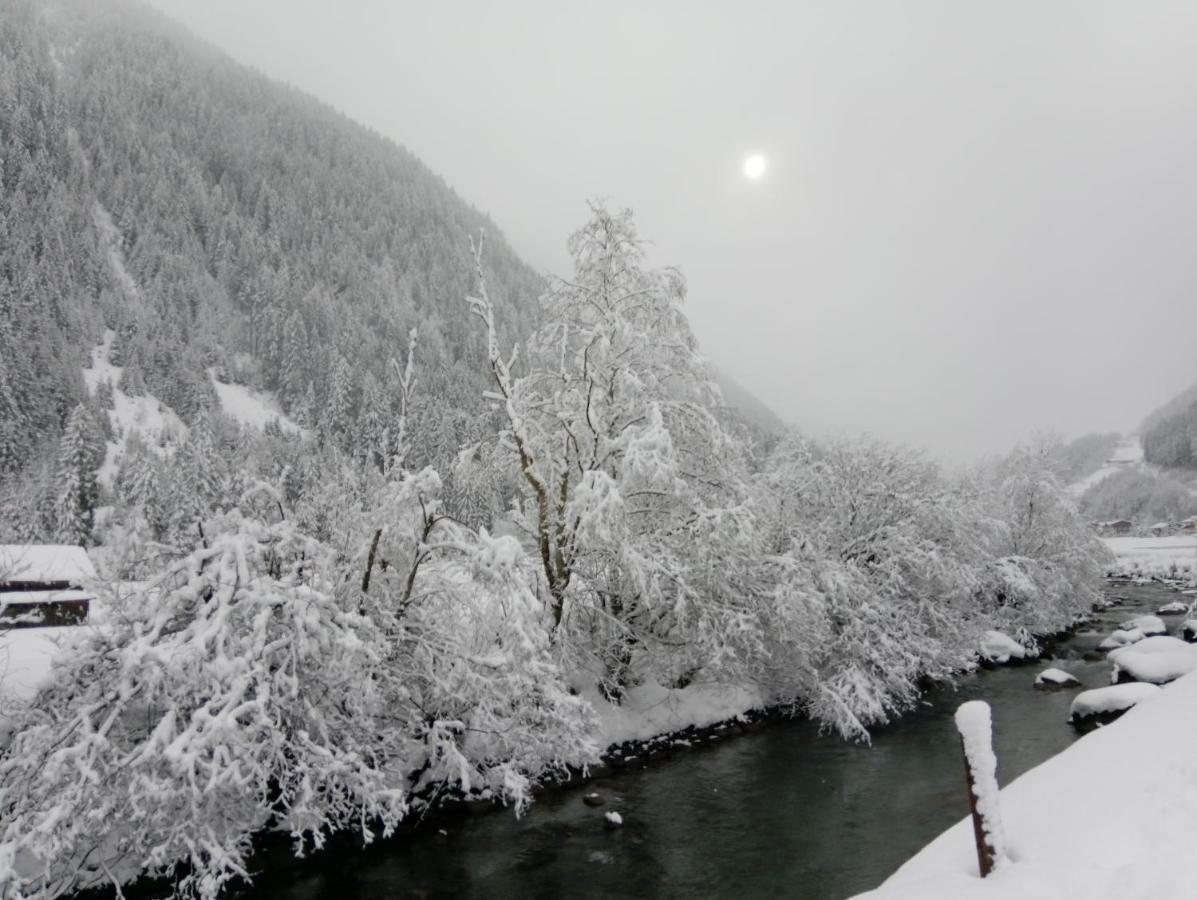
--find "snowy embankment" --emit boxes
[0,628,83,745]
[583,680,765,747]
[1103,535,1197,581]
[855,671,1197,900]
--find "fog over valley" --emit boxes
[146,0,1197,460]
[3,3,1197,898]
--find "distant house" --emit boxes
[1099,519,1134,536]
[0,545,96,628]
[1182,517,1197,535]
[1150,522,1172,537]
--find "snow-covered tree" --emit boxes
[0,514,407,899]
[54,403,101,546]
[468,204,764,697]
[975,437,1112,639]
[757,433,992,738]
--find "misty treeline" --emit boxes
[1141,383,1197,470]
[0,2,1113,897]
[1079,468,1197,527]
[1,205,1110,898]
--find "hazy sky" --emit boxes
[144,0,1197,461]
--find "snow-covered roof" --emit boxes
[0,545,97,584]
[0,589,93,605]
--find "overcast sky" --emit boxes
[144,0,1197,462]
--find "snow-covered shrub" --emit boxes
[351,468,598,807]
[1,485,599,898]
[976,438,1112,638]
[758,434,989,738]
[0,514,405,899]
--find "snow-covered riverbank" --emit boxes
[856,662,1197,900]
[1104,534,1197,581]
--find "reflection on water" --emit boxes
[238,583,1176,900]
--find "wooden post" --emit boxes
[954,700,1007,878]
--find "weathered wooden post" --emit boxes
[954,700,1007,877]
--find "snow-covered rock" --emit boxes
[1068,682,1160,723]
[604,810,623,829]
[1156,601,1189,616]
[1183,620,1197,643]
[1116,615,1166,636]
[980,630,1027,664]
[1034,668,1080,690]
[1097,628,1144,650]
[1108,637,1197,685]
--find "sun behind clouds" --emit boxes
[743,153,767,179]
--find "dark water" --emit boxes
[241,583,1179,900]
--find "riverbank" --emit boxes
[207,581,1174,899]
[6,573,1167,898]
[1104,534,1197,582]
[854,666,1197,900]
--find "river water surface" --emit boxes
[241,582,1180,900]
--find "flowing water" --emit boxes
[240,582,1182,900]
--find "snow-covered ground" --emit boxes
[1067,436,1143,497]
[1104,535,1197,580]
[83,331,187,487]
[857,536,1197,899]
[208,370,305,435]
[855,670,1197,900]
[0,627,88,745]
[583,679,765,746]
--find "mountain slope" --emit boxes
[1141,379,1197,469]
[0,0,543,487]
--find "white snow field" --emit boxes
[1105,535,1197,580]
[207,369,305,435]
[856,672,1196,900]
[0,627,89,746]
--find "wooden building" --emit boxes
[0,545,96,628]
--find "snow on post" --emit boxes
[954,700,1007,877]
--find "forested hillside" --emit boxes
[0,0,545,537]
[1142,381,1197,469]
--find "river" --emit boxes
[238,581,1179,900]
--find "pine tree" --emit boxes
[278,308,308,406]
[55,404,100,546]
[322,354,354,442]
